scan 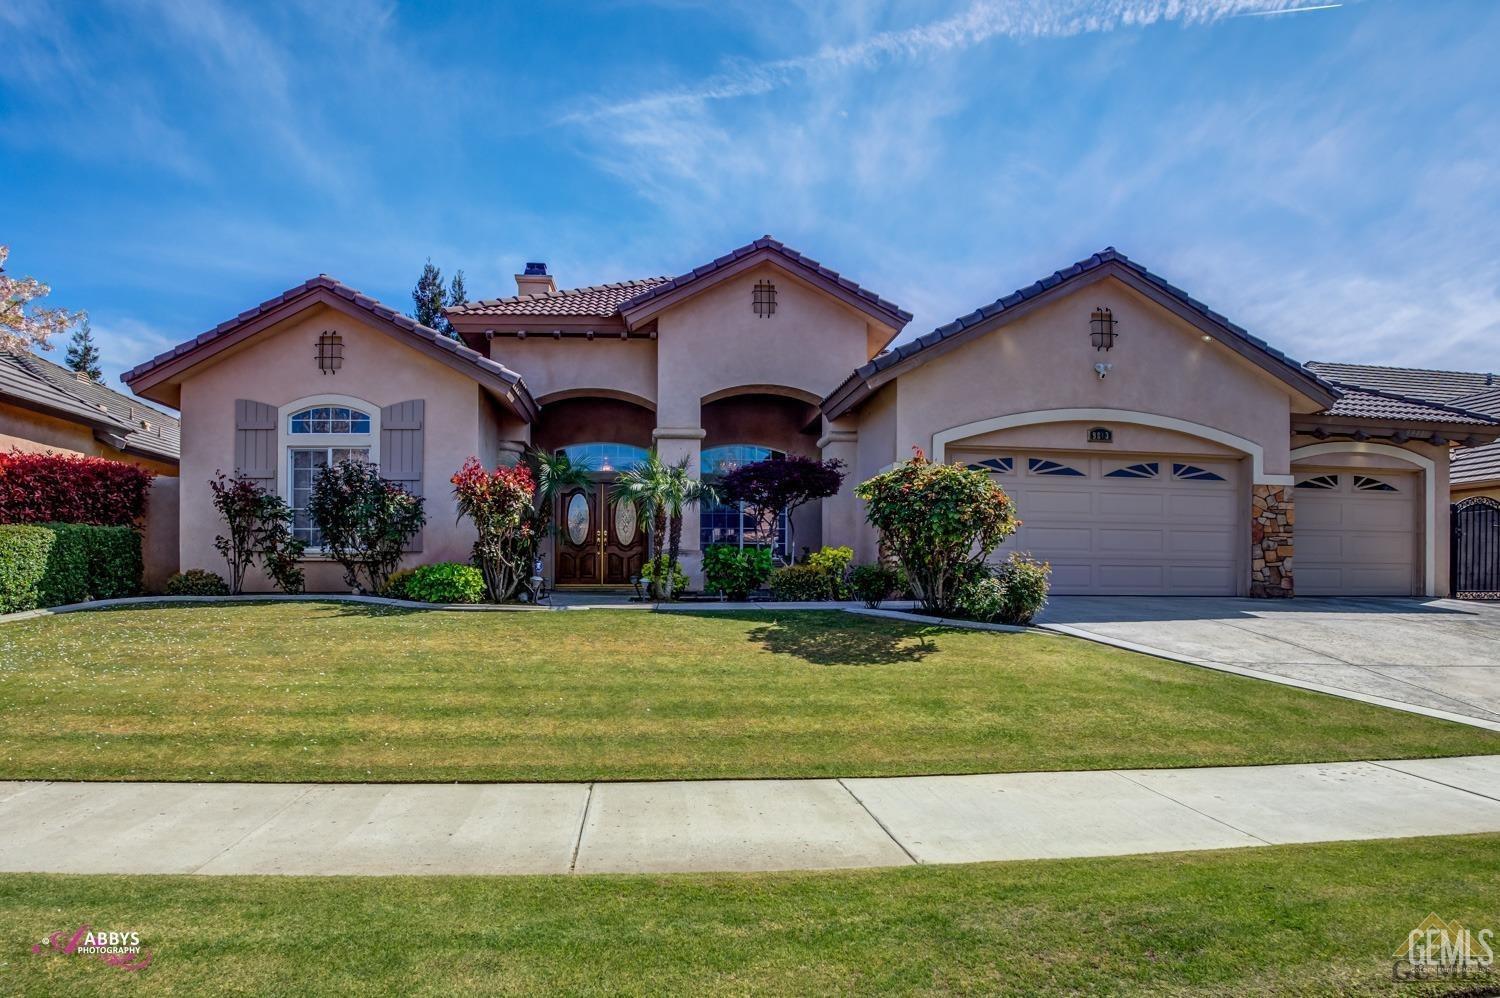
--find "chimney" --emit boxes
[515,261,556,297]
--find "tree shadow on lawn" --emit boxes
[670,610,943,666]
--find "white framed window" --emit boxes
[277,396,379,552]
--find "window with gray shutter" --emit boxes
[381,400,424,552]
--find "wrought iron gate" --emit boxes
[1451,496,1500,599]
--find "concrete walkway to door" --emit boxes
[1038,596,1500,728]
[3,756,1499,876]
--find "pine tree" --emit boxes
[64,317,103,381]
[411,259,446,331]
[448,270,467,312]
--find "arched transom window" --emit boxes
[558,442,649,473]
[286,404,375,547]
[290,405,370,435]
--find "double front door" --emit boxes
[554,482,649,586]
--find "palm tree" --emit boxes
[663,457,716,600]
[529,448,595,535]
[612,449,671,596]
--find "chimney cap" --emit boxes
[523,262,548,276]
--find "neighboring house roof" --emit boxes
[615,236,913,333]
[122,275,537,420]
[1305,362,1497,404]
[1453,442,1500,488]
[824,247,1338,418]
[1315,380,1500,427]
[1451,388,1500,415]
[0,350,180,463]
[451,277,672,318]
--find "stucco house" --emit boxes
[121,239,1500,598]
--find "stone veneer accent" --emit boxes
[1250,484,1294,598]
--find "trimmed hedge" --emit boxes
[0,451,155,526]
[0,522,143,613]
[769,564,832,602]
[403,562,487,604]
[166,569,231,596]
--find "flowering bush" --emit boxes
[309,460,425,594]
[450,457,538,602]
[0,450,154,525]
[854,449,1018,615]
[209,473,304,595]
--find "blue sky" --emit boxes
[3,0,1497,398]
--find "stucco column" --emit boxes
[653,425,706,586]
[818,420,860,554]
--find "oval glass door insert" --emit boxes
[566,492,590,545]
[613,500,638,545]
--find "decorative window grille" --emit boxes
[1105,462,1159,479]
[1295,474,1340,490]
[315,331,344,374]
[752,280,777,318]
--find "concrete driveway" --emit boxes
[1038,597,1500,728]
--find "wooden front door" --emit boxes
[554,482,648,586]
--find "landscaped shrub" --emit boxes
[166,569,230,596]
[955,574,1007,623]
[769,563,831,601]
[451,457,536,602]
[849,563,903,609]
[209,473,304,594]
[805,545,854,598]
[310,459,425,595]
[0,523,142,611]
[402,562,486,604]
[0,524,54,613]
[702,543,773,600]
[855,449,1018,615]
[991,554,1051,624]
[381,568,416,600]
[0,450,154,526]
[640,554,689,599]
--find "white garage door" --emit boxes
[1294,470,1417,595]
[959,452,1241,595]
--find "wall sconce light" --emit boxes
[315,330,343,374]
[1090,307,1117,351]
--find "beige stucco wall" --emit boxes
[1290,435,1452,597]
[890,277,1299,478]
[141,476,179,593]
[489,337,656,410]
[1453,482,1500,501]
[177,305,488,592]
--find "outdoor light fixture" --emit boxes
[315,330,344,374]
[1089,307,1117,351]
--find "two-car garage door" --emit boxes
[960,452,1241,595]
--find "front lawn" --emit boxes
[6,834,1497,994]
[0,602,1493,782]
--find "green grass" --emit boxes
[5,835,1498,995]
[0,602,1494,782]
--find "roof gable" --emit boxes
[121,276,536,419]
[825,247,1337,418]
[616,236,912,334]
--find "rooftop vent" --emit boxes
[524,262,549,276]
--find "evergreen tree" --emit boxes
[64,317,103,381]
[448,270,467,312]
[411,259,447,332]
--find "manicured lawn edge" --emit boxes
[6,834,1498,995]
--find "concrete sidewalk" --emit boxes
[3,755,1499,876]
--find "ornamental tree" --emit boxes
[716,455,845,559]
[450,456,538,602]
[1,245,84,352]
[854,449,1018,615]
[308,459,425,594]
[208,472,306,594]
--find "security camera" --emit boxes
[1094,362,1113,380]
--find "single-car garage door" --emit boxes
[957,452,1241,595]
[1294,470,1417,595]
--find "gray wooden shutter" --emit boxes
[381,400,424,552]
[234,399,277,489]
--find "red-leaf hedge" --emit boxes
[0,450,156,526]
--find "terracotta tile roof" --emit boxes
[1305,362,1497,404]
[1453,441,1500,486]
[1,350,179,462]
[451,277,673,318]
[827,248,1336,418]
[122,275,528,399]
[616,236,913,326]
[1317,380,1500,426]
